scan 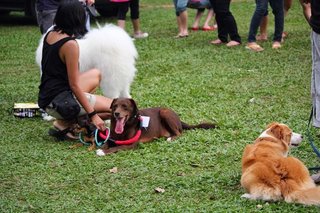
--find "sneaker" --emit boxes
[133,32,149,39]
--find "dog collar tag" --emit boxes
[141,116,150,128]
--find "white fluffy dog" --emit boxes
[36,24,138,98]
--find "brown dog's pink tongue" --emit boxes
[115,117,125,134]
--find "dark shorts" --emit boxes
[46,93,96,119]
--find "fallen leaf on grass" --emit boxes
[177,172,186,176]
[249,98,255,103]
[109,167,118,173]
[154,187,165,193]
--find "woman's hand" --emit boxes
[91,114,106,131]
[86,0,95,6]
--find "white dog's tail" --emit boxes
[285,187,320,206]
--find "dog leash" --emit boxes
[85,4,102,29]
[306,107,320,171]
[307,107,320,158]
[79,127,110,147]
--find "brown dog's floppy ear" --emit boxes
[110,98,118,109]
[129,99,138,115]
[266,122,278,129]
[269,124,284,140]
[282,128,292,144]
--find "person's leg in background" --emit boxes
[269,0,284,49]
[210,0,241,46]
[202,8,216,31]
[256,14,268,41]
[311,31,320,128]
[130,0,148,38]
[299,0,311,23]
[192,8,205,31]
[116,2,129,29]
[173,0,189,38]
[258,0,307,42]
[209,0,228,44]
[36,9,57,34]
[223,0,241,46]
[246,0,268,51]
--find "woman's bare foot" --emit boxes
[256,34,268,41]
[210,39,223,45]
[226,40,241,47]
[272,41,282,49]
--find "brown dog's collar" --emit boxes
[108,116,143,146]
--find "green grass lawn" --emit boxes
[1,0,319,212]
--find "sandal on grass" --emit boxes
[202,26,216,31]
[48,120,78,141]
[48,127,78,141]
[245,43,264,52]
[174,34,189,39]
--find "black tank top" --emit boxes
[38,32,75,109]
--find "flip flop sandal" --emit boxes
[48,127,78,141]
[174,34,189,39]
[245,43,264,52]
[202,26,216,31]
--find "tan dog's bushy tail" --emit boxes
[181,122,216,130]
[285,187,320,206]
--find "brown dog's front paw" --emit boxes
[87,141,96,151]
[88,145,96,151]
[96,149,106,156]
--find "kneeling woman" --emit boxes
[38,0,112,139]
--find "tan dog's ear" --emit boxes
[269,124,284,140]
[282,129,292,144]
[110,98,118,109]
[266,122,278,129]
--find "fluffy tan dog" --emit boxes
[241,122,320,205]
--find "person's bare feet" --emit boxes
[226,40,241,47]
[256,34,268,41]
[282,31,288,39]
[272,41,282,49]
[210,39,223,45]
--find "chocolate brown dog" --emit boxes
[96,98,216,155]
